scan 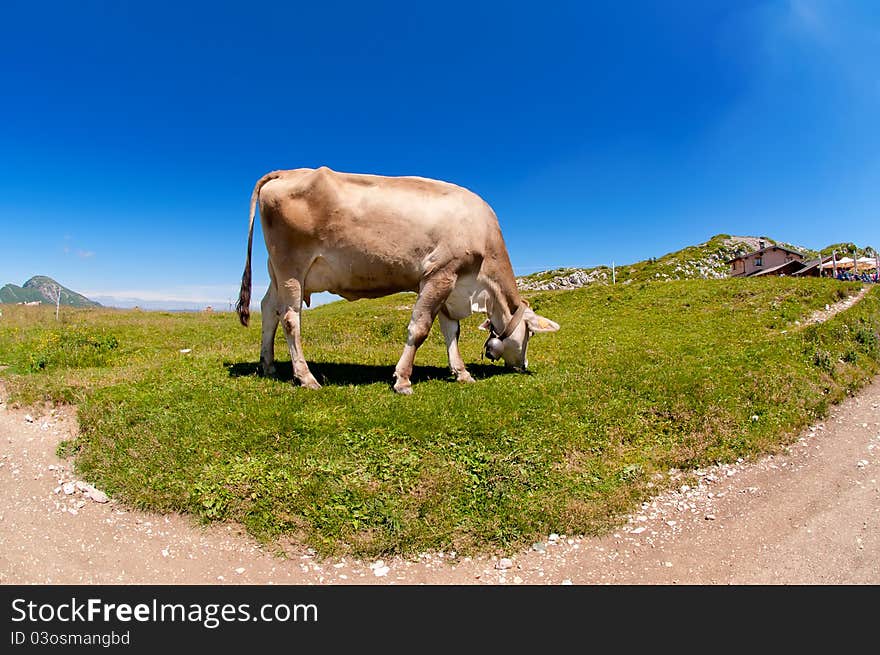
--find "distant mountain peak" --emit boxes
[0,276,101,307]
[23,275,60,287]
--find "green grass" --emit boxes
[1,278,879,557]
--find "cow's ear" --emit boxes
[478,319,492,331]
[525,310,560,333]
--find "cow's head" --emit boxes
[479,306,560,370]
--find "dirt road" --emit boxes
[1,379,878,585]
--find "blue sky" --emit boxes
[1,1,877,308]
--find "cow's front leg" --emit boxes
[260,285,279,377]
[393,275,455,394]
[438,312,474,383]
[279,279,321,390]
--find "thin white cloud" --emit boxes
[62,236,95,259]
[80,284,243,304]
[788,0,828,40]
[80,283,340,310]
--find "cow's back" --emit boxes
[258,167,499,299]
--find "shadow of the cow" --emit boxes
[224,361,521,387]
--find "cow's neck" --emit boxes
[481,278,522,333]
[476,245,523,330]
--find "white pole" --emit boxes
[55,293,60,321]
[832,250,837,278]
[612,260,616,285]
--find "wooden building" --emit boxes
[727,241,806,278]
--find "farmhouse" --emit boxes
[791,255,837,278]
[727,240,806,277]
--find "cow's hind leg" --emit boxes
[438,312,474,383]
[260,283,280,377]
[278,278,321,390]
[393,273,456,395]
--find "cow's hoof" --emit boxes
[393,382,413,395]
[261,364,276,377]
[299,377,322,390]
[456,371,475,383]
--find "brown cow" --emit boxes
[236,167,559,394]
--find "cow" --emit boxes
[235,167,559,394]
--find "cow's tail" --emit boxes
[236,171,283,327]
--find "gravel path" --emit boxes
[2,375,879,585]
[801,286,871,328]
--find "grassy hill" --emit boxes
[0,276,100,307]
[0,279,878,557]
[518,234,819,290]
